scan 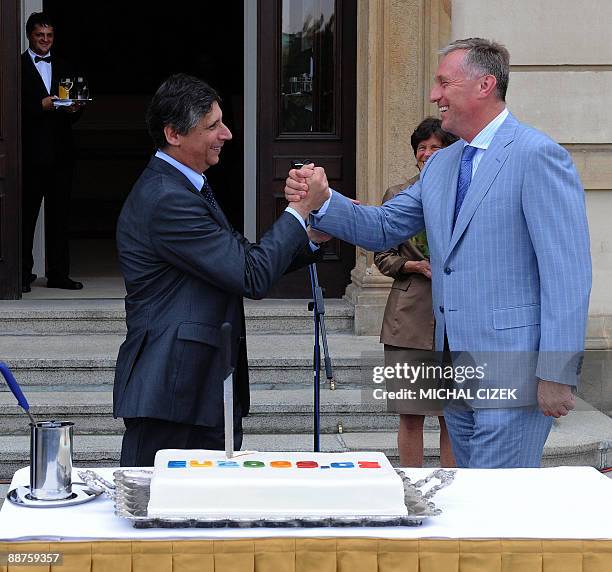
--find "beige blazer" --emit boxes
[374,178,435,350]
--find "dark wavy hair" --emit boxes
[146,74,221,150]
[410,117,458,156]
[26,12,55,36]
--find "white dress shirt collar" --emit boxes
[155,149,204,192]
[465,107,509,151]
[462,108,509,175]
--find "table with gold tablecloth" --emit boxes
[1,466,611,571]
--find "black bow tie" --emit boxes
[34,56,52,63]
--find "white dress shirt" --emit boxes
[465,107,509,176]
[28,48,52,94]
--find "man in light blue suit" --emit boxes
[285,38,592,468]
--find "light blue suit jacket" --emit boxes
[313,113,591,400]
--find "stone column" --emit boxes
[347,0,451,334]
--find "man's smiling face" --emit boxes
[28,24,54,56]
[170,101,233,173]
[430,49,484,141]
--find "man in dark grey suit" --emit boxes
[114,74,328,466]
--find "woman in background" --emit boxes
[375,117,458,467]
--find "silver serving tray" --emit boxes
[79,468,455,529]
[7,482,102,509]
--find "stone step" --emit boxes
[0,299,354,336]
[0,333,382,388]
[0,389,419,435]
[244,299,354,334]
[0,408,609,480]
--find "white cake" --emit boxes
[147,449,407,519]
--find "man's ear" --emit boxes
[478,74,498,99]
[163,125,181,147]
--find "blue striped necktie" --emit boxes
[453,145,478,227]
[201,176,218,211]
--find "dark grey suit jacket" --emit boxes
[113,157,311,427]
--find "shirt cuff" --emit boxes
[284,206,307,230]
[310,189,334,222]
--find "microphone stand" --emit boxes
[308,263,335,452]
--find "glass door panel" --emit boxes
[280,0,335,134]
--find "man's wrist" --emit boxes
[290,204,310,221]
[284,206,308,229]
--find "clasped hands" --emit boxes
[284,163,331,220]
[286,164,359,245]
[403,259,432,279]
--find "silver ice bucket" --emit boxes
[30,421,74,500]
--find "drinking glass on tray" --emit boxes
[58,77,73,100]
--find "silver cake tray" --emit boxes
[80,468,455,529]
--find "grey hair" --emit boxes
[440,38,510,101]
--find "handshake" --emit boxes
[284,163,331,220]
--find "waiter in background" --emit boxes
[21,11,83,293]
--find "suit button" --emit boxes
[439,306,445,313]
[444,267,452,275]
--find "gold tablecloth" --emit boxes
[2,538,612,571]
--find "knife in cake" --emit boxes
[220,322,235,459]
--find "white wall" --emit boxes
[452,0,612,65]
[451,0,612,344]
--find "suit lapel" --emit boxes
[441,142,464,251]
[23,52,50,95]
[148,157,231,229]
[50,56,60,96]
[446,114,518,257]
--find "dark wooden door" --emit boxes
[258,0,356,298]
[0,0,21,298]
[44,0,245,257]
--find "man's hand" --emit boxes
[537,379,575,418]
[402,259,431,278]
[285,164,315,203]
[42,96,57,111]
[66,101,83,113]
[307,226,332,245]
[287,165,330,219]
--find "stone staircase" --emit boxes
[0,298,611,491]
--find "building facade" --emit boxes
[346,0,612,354]
[0,0,610,350]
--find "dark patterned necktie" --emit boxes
[453,145,478,227]
[201,176,218,211]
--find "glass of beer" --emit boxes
[59,77,73,100]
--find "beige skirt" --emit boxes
[383,345,447,416]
